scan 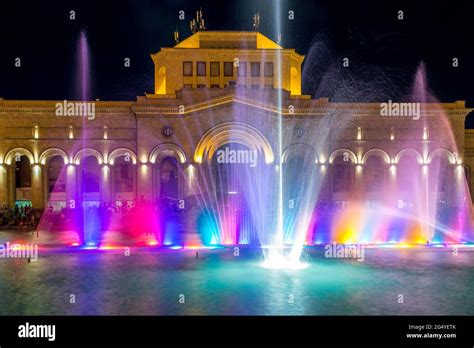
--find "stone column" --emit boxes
[388,164,397,207]
[421,164,431,241]
[320,164,328,195]
[31,164,44,209]
[320,164,330,202]
[109,164,116,204]
[183,163,197,198]
[132,164,137,201]
[8,165,15,207]
[0,164,8,207]
[100,165,111,204]
[183,163,200,243]
[354,164,364,201]
[66,164,77,209]
[137,163,153,201]
[42,163,49,208]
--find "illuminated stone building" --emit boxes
[0,30,472,232]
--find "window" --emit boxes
[211,84,219,88]
[251,84,260,89]
[237,62,247,77]
[82,157,100,193]
[183,84,192,88]
[333,163,351,193]
[364,157,385,192]
[210,62,220,76]
[224,62,233,76]
[264,62,273,77]
[183,62,193,76]
[115,159,133,193]
[251,62,260,77]
[197,62,206,76]
[197,84,206,88]
[48,156,66,193]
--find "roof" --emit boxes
[174,31,283,49]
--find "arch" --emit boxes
[73,148,104,165]
[39,148,69,165]
[329,149,358,164]
[194,122,274,164]
[395,149,423,164]
[156,66,166,95]
[150,143,187,164]
[281,143,317,163]
[4,148,35,165]
[361,148,391,164]
[109,148,137,165]
[427,149,457,164]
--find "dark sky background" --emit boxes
[1,0,473,124]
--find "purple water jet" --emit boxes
[75,29,91,101]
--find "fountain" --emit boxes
[188,41,473,265]
[35,24,472,259]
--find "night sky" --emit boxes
[1,0,473,123]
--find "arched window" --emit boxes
[332,156,354,193]
[364,156,385,192]
[82,156,100,193]
[160,157,179,199]
[14,155,32,204]
[48,155,66,193]
[114,156,133,193]
[430,157,450,193]
[396,154,420,212]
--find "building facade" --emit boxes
[0,31,473,234]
